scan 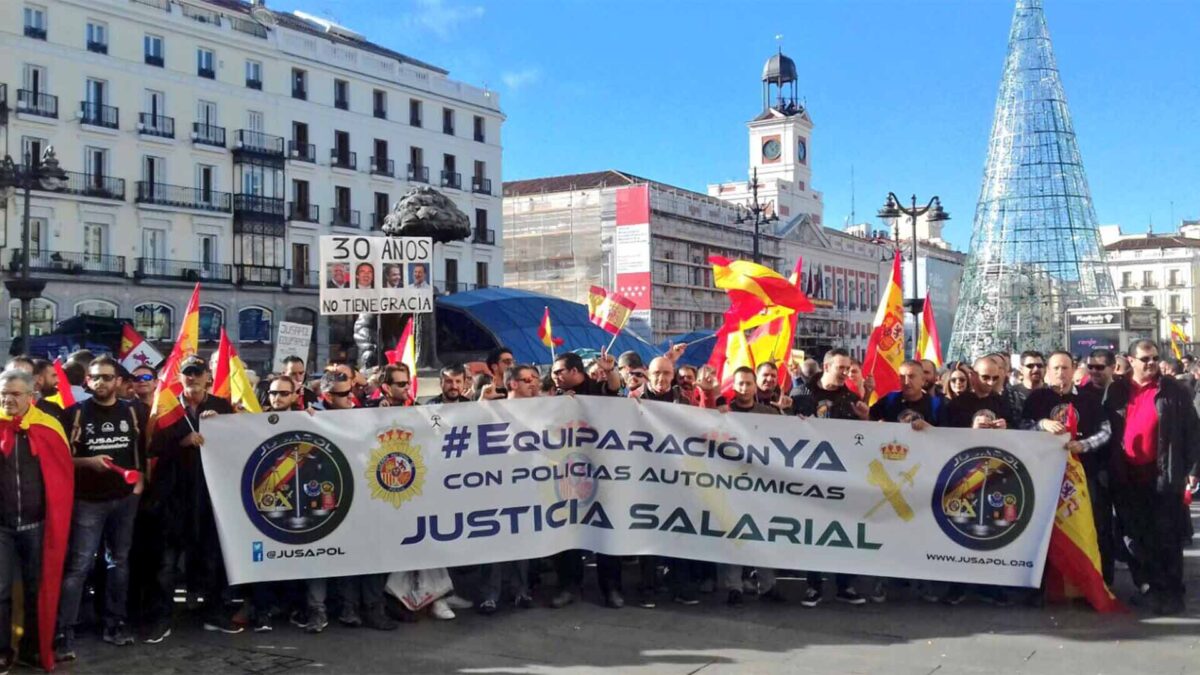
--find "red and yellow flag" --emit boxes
[707,309,757,398]
[44,358,76,410]
[863,253,905,405]
[746,258,807,368]
[709,255,813,320]
[1046,451,1125,612]
[538,306,563,350]
[1169,322,1189,359]
[917,294,943,368]
[385,318,419,403]
[150,283,201,430]
[587,286,637,336]
[212,328,260,413]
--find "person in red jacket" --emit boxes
[0,368,74,672]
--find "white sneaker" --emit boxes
[431,599,456,620]
[443,594,473,609]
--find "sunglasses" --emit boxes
[629,371,647,378]
[1136,356,1159,364]
[87,373,116,382]
[979,375,1000,382]
[181,366,206,377]
[328,389,353,398]
[330,372,350,382]
[1023,363,1045,369]
[389,380,410,387]
[133,373,155,382]
[268,390,294,396]
[1086,363,1109,371]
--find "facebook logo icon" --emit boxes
[252,541,264,562]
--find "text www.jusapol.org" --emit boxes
[927,553,1035,568]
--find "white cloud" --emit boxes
[501,68,541,92]
[404,0,485,40]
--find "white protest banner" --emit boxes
[272,321,313,373]
[319,235,433,315]
[202,398,1068,587]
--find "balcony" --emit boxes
[289,268,318,289]
[435,280,480,294]
[180,4,221,25]
[233,194,285,218]
[443,124,455,136]
[471,177,493,195]
[87,40,108,54]
[472,228,495,245]
[131,0,170,9]
[24,26,47,41]
[287,202,319,223]
[17,90,57,119]
[136,258,232,283]
[192,123,226,148]
[370,212,390,229]
[246,78,263,91]
[474,131,486,143]
[374,107,387,120]
[335,97,349,111]
[440,171,462,190]
[233,129,284,159]
[136,182,231,212]
[330,208,360,228]
[288,141,315,162]
[229,16,268,39]
[80,102,119,129]
[145,54,164,68]
[10,250,125,277]
[330,149,357,170]
[407,164,429,183]
[49,169,125,200]
[138,113,174,139]
[370,157,394,177]
[198,66,216,80]
[236,265,283,287]
[292,87,307,101]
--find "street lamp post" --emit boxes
[876,192,950,358]
[0,147,67,355]
[735,167,778,264]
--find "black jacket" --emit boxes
[1110,376,1199,493]
[147,394,235,543]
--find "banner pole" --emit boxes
[605,328,621,354]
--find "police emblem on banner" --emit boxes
[240,430,354,545]
[554,450,598,505]
[931,446,1034,551]
[366,427,425,508]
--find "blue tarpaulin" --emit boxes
[657,330,717,368]
[436,288,660,366]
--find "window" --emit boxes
[291,244,311,286]
[335,186,351,214]
[86,21,107,53]
[334,79,349,110]
[197,48,215,79]
[142,155,164,185]
[1143,270,1155,288]
[373,89,387,119]
[24,6,47,40]
[292,68,307,99]
[134,303,173,341]
[246,110,264,132]
[1169,269,1181,287]
[1143,296,1154,307]
[142,227,164,262]
[199,305,223,343]
[473,115,485,142]
[85,146,108,180]
[83,223,106,262]
[476,262,489,288]
[245,60,262,89]
[199,234,218,271]
[75,300,117,318]
[144,34,164,66]
[444,258,458,292]
[1122,296,1134,308]
[334,130,350,166]
[9,298,55,338]
[442,107,454,135]
[197,165,216,204]
[1121,271,1132,288]
[26,217,45,256]
[374,192,389,229]
[1170,295,1181,314]
[21,136,46,168]
[409,99,422,127]
[239,307,272,343]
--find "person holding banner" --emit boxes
[143,355,239,643]
[549,351,623,609]
[869,360,943,430]
[754,362,798,416]
[793,349,869,608]
[56,357,144,660]
[364,365,412,408]
[282,356,318,411]
[485,347,516,385]
[721,366,784,606]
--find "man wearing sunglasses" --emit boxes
[1011,350,1046,413]
[485,347,515,385]
[56,356,144,659]
[944,356,1015,430]
[364,364,412,408]
[143,355,238,643]
[282,356,318,410]
[1108,340,1198,615]
[1022,351,1114,584]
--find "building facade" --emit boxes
[503,50,890,360]
[0,0,503,371]
[1100,222,1200,343]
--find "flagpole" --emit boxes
[605,327,621,354]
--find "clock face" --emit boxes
[762,139,782,161]
[797,139,808,162]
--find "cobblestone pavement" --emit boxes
[50,505,1200,674]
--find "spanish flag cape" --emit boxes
[0,405,74,670]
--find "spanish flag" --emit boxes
[385,318,419,403]
[1169,322,1189,360]
[1046,452,1125,612]
[538,306,563,351]
[709,255,813,319]
[746,258,808,368]
[708,308,757,398]
[44,357,76,410]
[212,328,261,413]
[587,286,637,336]
[863,253,905,404]
[917,294,943,368]
[150,283,201,430]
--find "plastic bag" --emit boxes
[385,568,454,611]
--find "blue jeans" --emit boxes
[57,494,139,634]
[0,523,43,659]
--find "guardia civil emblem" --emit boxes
[366,427,426,508]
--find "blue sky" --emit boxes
[286,0,1199,250]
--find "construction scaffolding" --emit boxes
[949,0,1116,360]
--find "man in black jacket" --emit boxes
[1110,340,1198,615]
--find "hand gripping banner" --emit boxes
[201,398,1068,586]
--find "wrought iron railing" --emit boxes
[330,149,357,170]
[81,101,119,129]
[441,171,462,190]
[471,177,493,195]
[192,123,226,147]
[136,182,231,212]
[370,157,394,176]
[288,141,315,162]
[136,258,233,283]
[11,250,125,276]
[288,202,319,222]
[472,228,495,245]
[330,208,361,228]
[236,265,283,286]
[16,89,56,118]
[407,164,429,183]
[138,113,174,138]
[234,129,284,156]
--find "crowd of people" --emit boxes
[0,338,1196,672]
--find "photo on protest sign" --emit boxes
[319,235,433,315]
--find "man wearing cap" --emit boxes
[143,355,237,643]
